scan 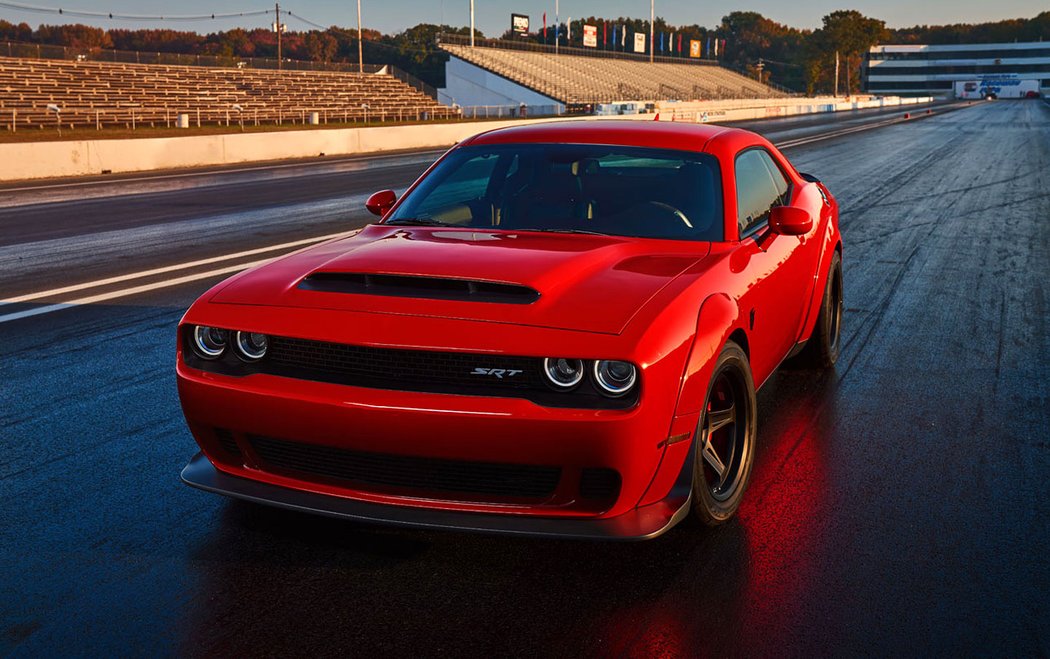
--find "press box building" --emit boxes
[864,41,1050,98]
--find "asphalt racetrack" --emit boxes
[1,101,1048,656]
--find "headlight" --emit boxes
[191,325,227,359]
[543,358,584,389]
[594,360,637,396]
[234,331,269,361]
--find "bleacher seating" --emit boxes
[0,56,455,130]
[441,44,786,104]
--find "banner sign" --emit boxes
[583,24,597,48]
[633,32,646,53]
[689,39,701,58]
[511,13,529,36]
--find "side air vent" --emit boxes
[298,272,539,304]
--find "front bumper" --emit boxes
[182,443,694,540]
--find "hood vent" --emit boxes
[299,272,540,305]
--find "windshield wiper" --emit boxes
[384,218,452,227]
[525,228,610,236]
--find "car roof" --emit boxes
[464,119,740,153]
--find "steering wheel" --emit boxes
[646,201,693,229]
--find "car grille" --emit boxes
[263,336,545,394]
[249,435,563,500]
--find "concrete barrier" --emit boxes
[0,95,936,182]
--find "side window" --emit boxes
[734,149,788,237]
[761,153,791,206]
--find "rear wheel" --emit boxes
[797,251,843,369]
[691,341,757,526]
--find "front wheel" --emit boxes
[691,341,758,526]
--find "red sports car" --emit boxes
[178,120,842,539]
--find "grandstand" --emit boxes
[439,42,788,109]
[0,56,455,130]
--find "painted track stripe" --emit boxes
[0,148,446,194]
[0,258,271,325]
[0,230,349,306]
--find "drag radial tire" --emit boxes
[797,251,843,369]
[691,341,758,526]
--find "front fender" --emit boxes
[635,292,743,507]
[674,292,744,417]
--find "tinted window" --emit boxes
[735,149,788,236]
[388,144,724,242]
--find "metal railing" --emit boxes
[454,104,563,119]
[5,104,463,132]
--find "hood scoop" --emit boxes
[298,272,540,305]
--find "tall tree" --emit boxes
[817,10,887,94]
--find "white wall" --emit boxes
[438,57,564,112]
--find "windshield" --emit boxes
[387,143,724,241]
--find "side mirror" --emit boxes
[769,206,812,236]
[366,189,397,217]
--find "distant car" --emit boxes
[1025,91,1040,99]
[177,121,842,539]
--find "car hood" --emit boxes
[210,224,709,335]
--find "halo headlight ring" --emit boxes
[593,360,637,397]
[234,331,269,362]
[543,357,585,389]
[191,325,227,360]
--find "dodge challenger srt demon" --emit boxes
[178,120,842,539]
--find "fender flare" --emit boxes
[673,292,745,417]
[798,215,843,344]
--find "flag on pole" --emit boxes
[567,17,571,42]
[543,12,547,41]
[621,25,626,48]
[677,33,682,54]
[706,36,711,57]
[714,38,718,57]
[660,32,665,53]
[603,21,607,48]
[612,25,617,50]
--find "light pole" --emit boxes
[470,0,475,47]
[649,0,654,63]
[357,0,364,72]
[274,2,284,71]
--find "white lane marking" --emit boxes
[776,117,904,149]
[0,258,272,325]
[0,149,446,194]
[0,230,350,306]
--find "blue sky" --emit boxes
[1,0,1045,36]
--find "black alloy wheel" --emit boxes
[691,341,757,526]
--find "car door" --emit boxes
[731,147,812,384]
